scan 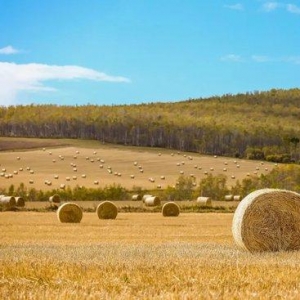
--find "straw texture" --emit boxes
[57,203,83,223]
[96,201,118,219]
[232,188,300,252]
[162,202,180,217]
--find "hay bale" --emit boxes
[96,201,118,219]
[232,189,300,252]
[15,197,25,207]
[142,194,152,203]
[49,194,61,207]
[57,202,83,223]
[132,194,142,201]
[162,202,180,217]
[224,194,233,201]
[233,195,241,201]
[0,196,16,208]
[196,197,212,206]
[144,196,161,207]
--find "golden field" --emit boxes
[1,212,300,299]
[0,137,274,191]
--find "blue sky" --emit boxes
[0,0,300,106]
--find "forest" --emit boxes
[0,88,300,163]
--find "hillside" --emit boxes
[0,88,300,162]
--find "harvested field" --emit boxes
[1,212,300,299]
[0,137,275,191]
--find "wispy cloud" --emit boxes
[220,54,243,62]
[262,2,280,12]
[251,55,271,62]
[0,45,20,55]
[286,4,300,14]
[0,62,130,105]
[224,3,244,11]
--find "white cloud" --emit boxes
[220,54,243,62]
[0,45,20,55]
[283,56,300,64]
[224,3,244,10]
[286,4,300,14]
[262,2,280,12]
[251,55,271,62]
[0,62,130,105]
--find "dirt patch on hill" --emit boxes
[0,138,69,151]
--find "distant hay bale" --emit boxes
[81,174,86,178]
[232,189,300,252]
[142,194,152,203]
[94,180,99,185]
[96,201,118,219]
[49,194,61,207]
[144,196,161,207]
[162,202,180,217]
[233,195,241,201]
[224,195,233,201]
[60,184,66,189]
[0,196,16,208]
[15,197,25,207]
[29,180,34,184]
[196,197,212,206]
[57,203,83,223]
[132,194,142,201]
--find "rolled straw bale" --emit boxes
[162,202,180,217]
[224,195,233,201]
[144,196,161,207]
[49,194,61,206]
[96,201,118,219]
[57,203,83,223]
[132,194,142,201]
[15,197,25,207]
[0,196,16,208]
[142,194,152,203]
[232,188,300,252]
[196,197,212,206]
[233,195,241,201]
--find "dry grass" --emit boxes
[1,212,300,299]
[0,138,274,191]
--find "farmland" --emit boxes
[0,137,274,192]
[1,212,300,299]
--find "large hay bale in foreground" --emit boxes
[232,188,300,252]
[15,197,25,207]
[96,201,118,219]
[144,196,161,207]
[196,197,212,207]
[57,203,83,223]
[49,194,61,207]
[0,196,16,208]
[162,202,180,217]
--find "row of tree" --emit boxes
[0,89,300,161]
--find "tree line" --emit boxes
[0,88,300,162]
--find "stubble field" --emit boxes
[0,137,274,192]
[1,212,300,299]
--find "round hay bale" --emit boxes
[142,194,152,203]
[224,194,233,201]
[96,201,118,219]
[0,196,16,208]
[233,195,241,201]
[162,202,180,217]
[196,197,212,206]
[15,197,25,207]
[144,196,161,207]
[57,203,83,223]
[132,194,142,201]
[232,189,300,252]
[49,194,61,206]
